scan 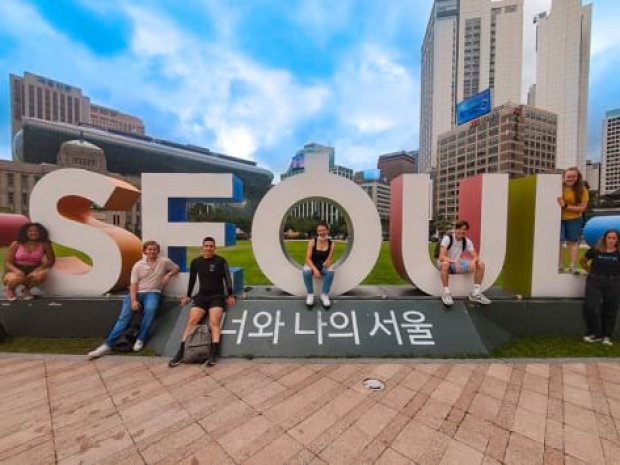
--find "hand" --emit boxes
[557,197,566,208]
[226,295,236,307]
[180,296,190,306]
[131,300,141,311]
[312,269,321,279]
[324,260,332,269]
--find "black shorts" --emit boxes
[191,295,226,312]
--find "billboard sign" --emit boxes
[456,88,492,126]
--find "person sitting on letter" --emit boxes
[436,220,491,307]
[303,220,336,309]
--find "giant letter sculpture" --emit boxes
[29,169,142,296]
[390,173,508,297]
[252,151,382,296]
[141,173,243,296]
[503,174,585,297]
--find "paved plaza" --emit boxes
[2,355,620,464]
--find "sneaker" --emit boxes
[469,293,492,305]
[603,337,614,347]
[4,287,17,302]
[133,340,144,352]
[583,335,602,343]
[441,291,454,307]
[21,288,34,300]
[568,266,579,275]
[87,344,111,360]
[168,354,183,367]
[206,350,218,367]
[320,294,331,309]
[305,294,315,307]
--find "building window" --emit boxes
[36,87,43,118]
[45,89,51,120]
[67,96,73,123]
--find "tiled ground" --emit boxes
[2,356,620,465]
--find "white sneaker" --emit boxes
[305,294,315,307]
[320,294,331,308]
[469,293,492,305]
[441,291,454,307]
[87,344,110,360]
[583,335,602,343]
[603,337,614,347]
[133,340,144,352]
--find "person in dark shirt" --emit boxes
[169,236,236,367]
[302,220,335,309]
[580,229,620,346]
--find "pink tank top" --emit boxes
[14,243,44,266]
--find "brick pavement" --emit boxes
[2,355,620,464]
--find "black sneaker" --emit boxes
[206,351,218,367]
[168,353,184,368]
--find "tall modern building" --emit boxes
[377,150,418,183]
[419,0,523,174]
[280,143,353,224]
[435,103,557,221]
[534,0,592,171]
[354,170,391,221]
[9,72,145,139]
[601,109,620,195]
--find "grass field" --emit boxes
[0,240,586,286]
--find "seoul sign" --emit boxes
[28,152,595,299]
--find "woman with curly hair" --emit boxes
[3,223,55,300]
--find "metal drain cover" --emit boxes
[362,378,385,391]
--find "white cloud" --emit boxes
[330,44,419,169]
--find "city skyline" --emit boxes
[0,0,619,176]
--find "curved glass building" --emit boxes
[13,118,273,209]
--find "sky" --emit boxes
[0,0,619,178]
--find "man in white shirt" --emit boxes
[88,240,180,359]
[436,220,491,307]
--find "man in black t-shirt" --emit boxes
[169,236,236,367]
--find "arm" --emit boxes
[223,260,236,307]
[39,242,56,270]
[181,260,197,305]
[324,241,336,269]
[304,239,321,277]
[129,283,140,311]
[160,260,180,287]
[565,190,589,214]
[467,240,479,262]
[4,242,25,275]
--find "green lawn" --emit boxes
[0,240,586,286]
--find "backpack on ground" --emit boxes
[433,233,467,259]
[112,309,143,353]
[183,324,212,364]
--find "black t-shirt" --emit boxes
[186,255,233,297]
[585,249,620,276]
[311,238,332,269]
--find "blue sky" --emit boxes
[0,0,619,177]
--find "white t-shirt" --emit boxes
[440,235,475,261]
[130,256,177,293]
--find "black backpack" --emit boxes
[112,309,143,353]
[433,233,467,259]
[183,325,212,364]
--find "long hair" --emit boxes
[564,167,584,204]
[16,222,50,244]
[595,229,620,253]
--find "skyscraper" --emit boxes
[534,0,592,171]
[419,0,523,174]
[601,109,620,195]
[9,72,145,140]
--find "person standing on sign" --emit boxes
[303,220,336,309]
[169,236,236,367]
[557,167,589,274]
[580,229,620,346]
[436,220,491,307]
[88,240,180,359]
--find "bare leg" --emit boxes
[181,307,206,342]
[474,261,485,285]
[209,307,223,343]
[440,262,450,287]
[567,241,579,268]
